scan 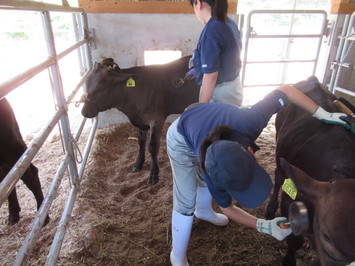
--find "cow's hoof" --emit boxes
[148,176,159,185]
[8,214,20,225]
[133,164,143,172]
[282,256,296,266]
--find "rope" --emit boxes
[68,137,83,164]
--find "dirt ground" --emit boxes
[0,119,316,265]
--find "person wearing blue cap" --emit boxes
[187,0,243,106]
[166,84,350,266]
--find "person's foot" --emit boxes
[194,211,229,226]
[170,251,189,266]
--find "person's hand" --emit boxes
[256,217,292,241]
[184,68,195,80]
[313,106,350,129]
[340,114,355,134]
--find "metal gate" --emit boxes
[0,1,96,265]
[241,10,328,104]
[329,12,355,100]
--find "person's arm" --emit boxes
[220,204,292,241]
[277,84,350,128]
[277,84,318,114]
[220,203,257,228]
[199,72,218,103]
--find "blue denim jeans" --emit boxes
[166,117,206,215]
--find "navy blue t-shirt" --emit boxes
[192,17,242,86]
[177,90,288,208]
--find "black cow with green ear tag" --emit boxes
[265,76,355,266]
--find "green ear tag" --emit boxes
[126,77,135,87]
[282,178,297,200]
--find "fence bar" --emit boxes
[334,86,355,97]
[330,13,355,99]
[0,57,56,100]
[249,34,323,38]
[57,39,87,61]
[42,11,80,190]
[14,116,94,266]
[80,12,93,74]
[242,9,327,88]
[72,13,85,75]
[0,3,95,265]
[0,38,87,100]
[329,16,350,90]
[246,59,316,64]
[66,68,92,103]
[46,117,98,266]
[0,108,64,207]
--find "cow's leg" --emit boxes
[0,166,20,225]
[133,129,147,172]
[147,120,164,185]
[7,188,21,225]
[21,164,49,225]
[283,234,304,266]
[265,167,284,219]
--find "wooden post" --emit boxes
[78,0,238,14]
[331,0,355,14]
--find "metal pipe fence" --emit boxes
[0,1,96,264]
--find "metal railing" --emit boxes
[242,10,327,88]
[0,1,97,265]
[329,12,355,99]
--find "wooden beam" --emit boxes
[331,0,355,14]
[78,0,237,14]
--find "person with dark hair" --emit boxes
[166,84,351,266]
[188,0,243,105]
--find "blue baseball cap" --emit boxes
[205,140,272,209]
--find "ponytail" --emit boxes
[199,125,233,173]
[212,0,228,23]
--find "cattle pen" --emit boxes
[0,0,355,265]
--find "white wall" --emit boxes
[86,13,209,127]
[88,13,205,66]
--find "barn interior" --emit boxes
[0,0,354,265]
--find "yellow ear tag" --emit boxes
[282,178,297,200]
[126,77,135,87]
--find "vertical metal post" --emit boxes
[329,14,350,92]
[81,12,93,77]
[41,11,79,188]
[72,13,85,75]
[330,13,354,95]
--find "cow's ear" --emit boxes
[279,158,328,204]
[101,58,115,66]
[94,62,101,69]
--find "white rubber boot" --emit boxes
[170,210,193,266]
[194,186,229,226]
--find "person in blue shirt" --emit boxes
[167,84,350,266]
[189,0,243,105]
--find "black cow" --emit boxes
[0,98,47,225]
[81,56,199,184]
[265,76,355,265]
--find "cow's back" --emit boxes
[275,76,355,181]
[0,98,27,164]
[119,56,199,116]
